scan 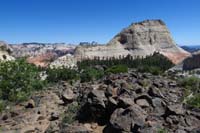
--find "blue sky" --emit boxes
[0,0,199,45]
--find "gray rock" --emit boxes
[140,127,158,133]
[148,87,165,98]
[167,104,185,115]
[185,115,200,128]
[88,89,107,108]
[110,104,147,132]
[175,129,187,133]
[62,88,75,103]
[105,85,116,97]
[61,124,93,133]
[108,97,118,106]
[25,99,35,108]
[152,98,166,116]
[49,112,59,121]
[136,99,150,107]
[118,97,135,108]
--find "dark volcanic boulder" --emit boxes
[109,104,147,132]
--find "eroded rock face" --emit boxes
[10,43,75,58]
[74,20,190,64]
[27,52,58,67]
[49,54,77,68]
[10,43,76,67]
[0,41,15,61]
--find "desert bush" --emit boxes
[0,59,45,103]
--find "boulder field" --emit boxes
[1,71,200,133]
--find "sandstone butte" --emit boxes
[74,19,191,65]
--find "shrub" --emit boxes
[46,68,79,83]
[0,59,45,103]
[157,128,168,133]
[179,76,200,108]
[0,100,5,113]
[186,94,200,108]
[138,66,162,75]
[80,67,104,82]
[105,65,128,74]
[179,76,200,93]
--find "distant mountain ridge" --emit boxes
[181,45,200,53]
[9,43,76,67]
[10,43,75,58]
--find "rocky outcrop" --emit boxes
[169,50,200,72]
[1,72,200,132]
[182,51,200,70]
[0,41,15,61]
[50,54,77,68]
[74,20,190,64]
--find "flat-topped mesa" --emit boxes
[74,19,190,64]
[0,41,15,61]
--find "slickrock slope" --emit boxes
[0,41,15,61]
[74,20,190,64]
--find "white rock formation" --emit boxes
[50,54,77,68]
[0,41,15,61]
[74,20,190,64]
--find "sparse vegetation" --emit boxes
[186,94,200,108]
[179,76,200,93]
[157,128,168,133]
[62,102,80,124]
[0,59,46,111]
[80,67,104,82]
[105,64,128,74]
[179,76,200,108]
[0,100,5,113]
